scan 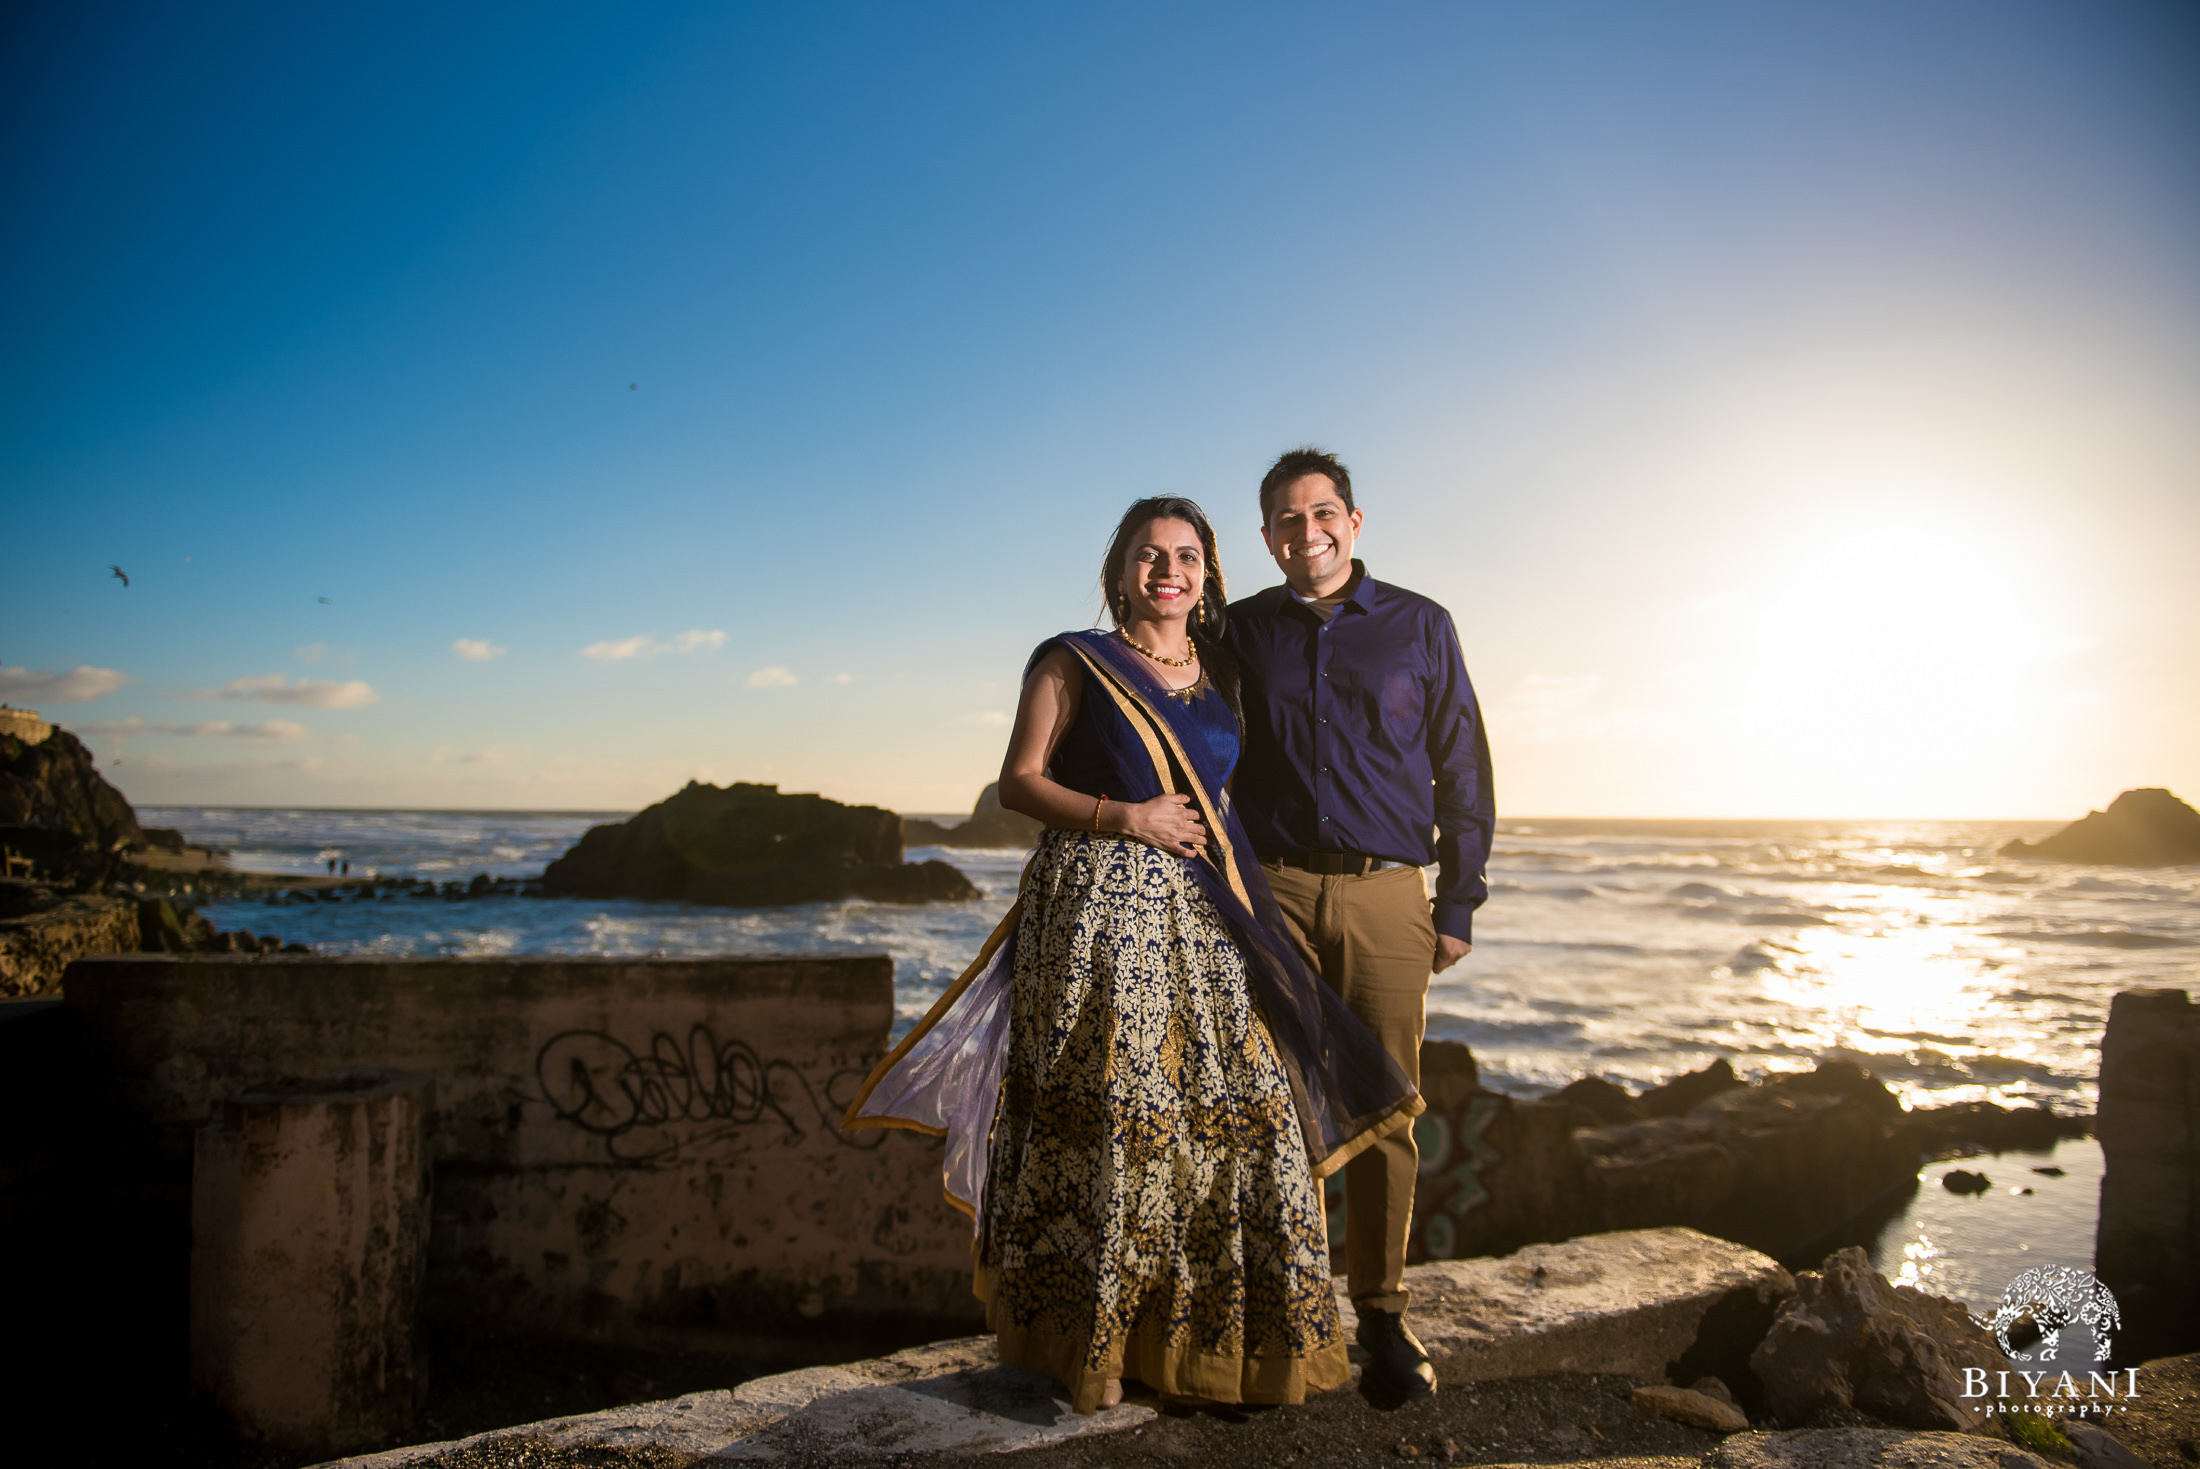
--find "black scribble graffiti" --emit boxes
[536,1024,884,1163]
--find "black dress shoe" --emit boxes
[1356,1308,1437,1401]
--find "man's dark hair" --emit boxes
[1258,447,1355,522]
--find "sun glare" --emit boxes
[1701,497,2087,816]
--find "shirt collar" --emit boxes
[1286,560,1376,616]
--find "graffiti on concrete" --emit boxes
[536,1024,883,1162]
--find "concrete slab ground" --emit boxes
[327,1228,1789,1467]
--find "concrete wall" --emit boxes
[63,954,980,1347]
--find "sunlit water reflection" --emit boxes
[169,809,2196,1119]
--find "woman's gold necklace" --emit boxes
[1117,628,1198,668]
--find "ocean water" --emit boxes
[164,807,2199,1117]
[162,805,2188,1334]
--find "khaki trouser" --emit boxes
[1262,861,1433,1315]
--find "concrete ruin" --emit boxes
[2095,984,2200,1360]
[63,953,982,1350]
[191,1069,434,1454]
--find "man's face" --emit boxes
[1261,473,1363,597]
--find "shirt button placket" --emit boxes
[1313,621,1327,843]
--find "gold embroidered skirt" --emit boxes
[976,830,1348,1414]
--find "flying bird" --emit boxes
[318,596,331,604]
[110,565,129,587]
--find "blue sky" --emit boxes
[5,2,2197,817]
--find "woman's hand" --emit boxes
[1114,793,1208,858]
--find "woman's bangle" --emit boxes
[1092,794,1107,832]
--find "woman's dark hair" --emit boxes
[1098,496,1241,721]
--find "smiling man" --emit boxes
[1224,446,1494,1402]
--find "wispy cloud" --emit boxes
[77,716,310,741]
[746,665,799,688]
[960,710,1010,726]
[295,642,328,663]
[830,672,854,684]
[182,674,380,709]
[452,638,508,662]
[0,665,130,704]
[427,744,515,766]
[580,629,727,662]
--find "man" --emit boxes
[1225,446,1493,1401]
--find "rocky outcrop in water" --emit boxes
[2004,787,2200,866]
[544,781,979,907]
[1406,1057,1927,1269]
[900,783,1043,850]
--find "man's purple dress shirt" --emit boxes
[1225,563,1494,943]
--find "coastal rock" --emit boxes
[1908,1101,2089,1160]
[1557,1075,1646,1125]
[0,726,141,855]
[1407,1055,1918,1269]
[1632,1383,1751,1433]
[543,781,979,907]
[1642,1057,1748,1117]
[136,898,219,953]
[2095,987,2200,1361]
[2003,788,2200,866]
[1706,1429,2050,1469]
[0,890,140,996]
[1750,1247,2011,1432]
[1573,1062,1918,1259]
[900,782,1043,850]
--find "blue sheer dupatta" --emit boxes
[840,629,1422,1223]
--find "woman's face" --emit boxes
[1118,516,1206,626]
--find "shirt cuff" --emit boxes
[1432,901,1474,946]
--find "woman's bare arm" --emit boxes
[996,647,1208,856]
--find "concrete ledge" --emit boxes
[1343,1227,1792,1386]
[324,1228,1790,1466]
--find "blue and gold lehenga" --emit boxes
[843,630,1421,1413]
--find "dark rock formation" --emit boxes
[0,727,140,856]
[1404,1055,1923,1270]
[2095,986,2200,1362]
[1555,1075,1646,1125]
[1907,1100,2089,1160]
[900,783,1043,850]
[1750,1247,2011,1432]
[1643,1057,1748,1118]
[545,781,980,907]
[2004,788,2200,866]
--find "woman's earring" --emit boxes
[1197,596,1207,625]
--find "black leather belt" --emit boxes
[1268,851,1414,876]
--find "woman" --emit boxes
[844,497,1419,1414]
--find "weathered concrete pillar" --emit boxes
[190,1068,433,1455]
[2095,986,2199,1362]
